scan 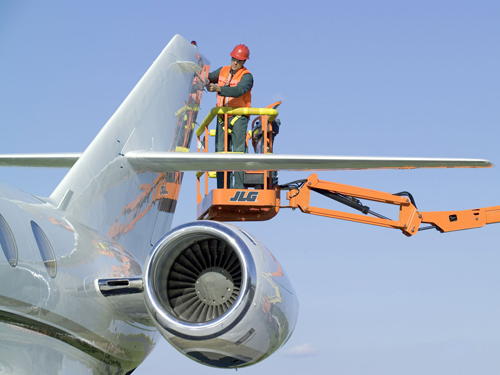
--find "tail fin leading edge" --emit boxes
[49,35,209,255]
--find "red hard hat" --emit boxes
[230,44,250,60]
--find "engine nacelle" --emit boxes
[143,221,298,368]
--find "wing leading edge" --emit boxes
[0,152,492,171]
[0,153,81,168]
[125,151,492,172]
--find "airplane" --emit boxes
[0,35,494,374]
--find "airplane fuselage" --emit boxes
[0,181,162,373]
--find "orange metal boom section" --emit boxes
[286,173,500,236]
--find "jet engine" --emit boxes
[143,221,298,368]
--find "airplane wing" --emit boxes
[0,152,492,171]
[0,153,81,168]
[125,151,492,172]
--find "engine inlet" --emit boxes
[167,238,242,323]
[144,221,298,368]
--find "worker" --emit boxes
[206,44,253,189]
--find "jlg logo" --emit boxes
[229,191,259,202]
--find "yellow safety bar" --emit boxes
[195,107,279,137]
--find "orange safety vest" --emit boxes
[216,66,252,108]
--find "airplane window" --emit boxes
[31,221,57,277]
[0,214,18,267]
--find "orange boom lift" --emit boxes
[195,104,500,236]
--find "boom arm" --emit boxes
[285,174,500,236]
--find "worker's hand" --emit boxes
[193,81,204,91]
[207,83,221,93]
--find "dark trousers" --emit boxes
[215,116,248,189]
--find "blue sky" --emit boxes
[1,1,500,374]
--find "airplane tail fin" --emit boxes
[50,35,209,255]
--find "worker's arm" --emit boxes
[219,73,253,98]
[206,69,253,97]
[207,68,222,83]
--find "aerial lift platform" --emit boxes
[195,104,500,236]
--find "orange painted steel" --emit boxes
[285,173,500,236]
[248,101,281,190]
[223,113,229,188]
[420,206,500,233]
[196,124,210,205]
[197,188,280,221]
